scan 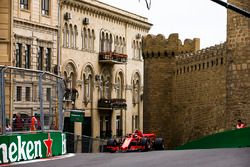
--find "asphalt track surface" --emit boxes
[13,148,250,167]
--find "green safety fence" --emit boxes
[176,127,250,150]
[0,132,66,164]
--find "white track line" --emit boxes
[0,153,75,166]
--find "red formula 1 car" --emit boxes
[106,130,164,152]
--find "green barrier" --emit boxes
[0,132,67,164]
[176,127,250,150]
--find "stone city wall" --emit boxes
[172,43,227,147]
[143,34,229,148]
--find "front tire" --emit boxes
[141,138,151,151]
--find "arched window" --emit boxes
[119,37,122,53]
[116,72,124,99]
[133,40,135,58]
[64,63,77,89]
[139,42,142,59]
[63,23,68,47]
[69,73,74,89]
[105,76,111,99]
[83,66,93,104]
[136,41,139,59]
[109,34,112,52]
[74,25,78,49]
[91,29,95,51]
[100,75,104,98]
[66,24,69,47]
[122,37,126,54]
[88,29,91,50]
[114,36,118,52]
[132,73,140,104]
[81,29,84,49]
[117,77,121,98]
[105,33,109,52]
[83,28,87,49]
[69,24,73,48]
[100,31,105,52]
[101,69,111,99]
[63,63,78,102]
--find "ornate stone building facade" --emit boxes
[0,0,12,119]
[143,0,250,149]
[0,0,151,142]
[60,0,151,143]
[0,0,59,129]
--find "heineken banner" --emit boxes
[0,132,67,164]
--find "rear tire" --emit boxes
[154,138,164,150]
[107,139,117,153]
[141,138,151,151]
[107,139,117,146]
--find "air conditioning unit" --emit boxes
[83,17,89,25]
[64,12,72,20]
[136,33,141,39]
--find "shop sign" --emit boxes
[70,111,84,122]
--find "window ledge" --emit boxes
[20,8,31,13]
[41,14,51,18]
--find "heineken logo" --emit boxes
[43,133,53,157]
[0,132,66,164]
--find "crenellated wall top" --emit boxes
[176,42,226,65]
[142,33,200,57]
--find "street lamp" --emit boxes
[210,0,250,18]
[140,0,249,18]
[139,0,151,9]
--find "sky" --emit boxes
[99,0,227,49]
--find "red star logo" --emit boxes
[43,133,53,157]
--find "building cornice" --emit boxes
[14,18,58,32]
[62,0,152,30]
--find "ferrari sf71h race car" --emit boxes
[106,130,164,152]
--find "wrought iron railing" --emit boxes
[63,88,78,102]
[98,98,127,109]
[99,52,127,64]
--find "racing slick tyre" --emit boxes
[154,138,164,150]
[107,139,117,146]
[141,138,151,151]
[107,139,117,153]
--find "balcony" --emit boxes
[99,52,127,64]
[63,88,78,102]
[98,98,127,110]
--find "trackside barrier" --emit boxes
[0,65,64,134]
[0,66,66,164]
[64,132,108,153]
[176,127,250,150]
[0,132,67,164]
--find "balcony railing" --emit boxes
[99,52,127,64]
[98,98,127,109]
[63,88,78,102]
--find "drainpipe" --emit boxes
[57,0,61,76]
[39,72,46,132]
[0,67,8,134]
[124,23,128,135]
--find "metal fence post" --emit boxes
[39,72,45,132]
[58,79,64,131]
[0,68,7,134]
[89,138,93,153]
